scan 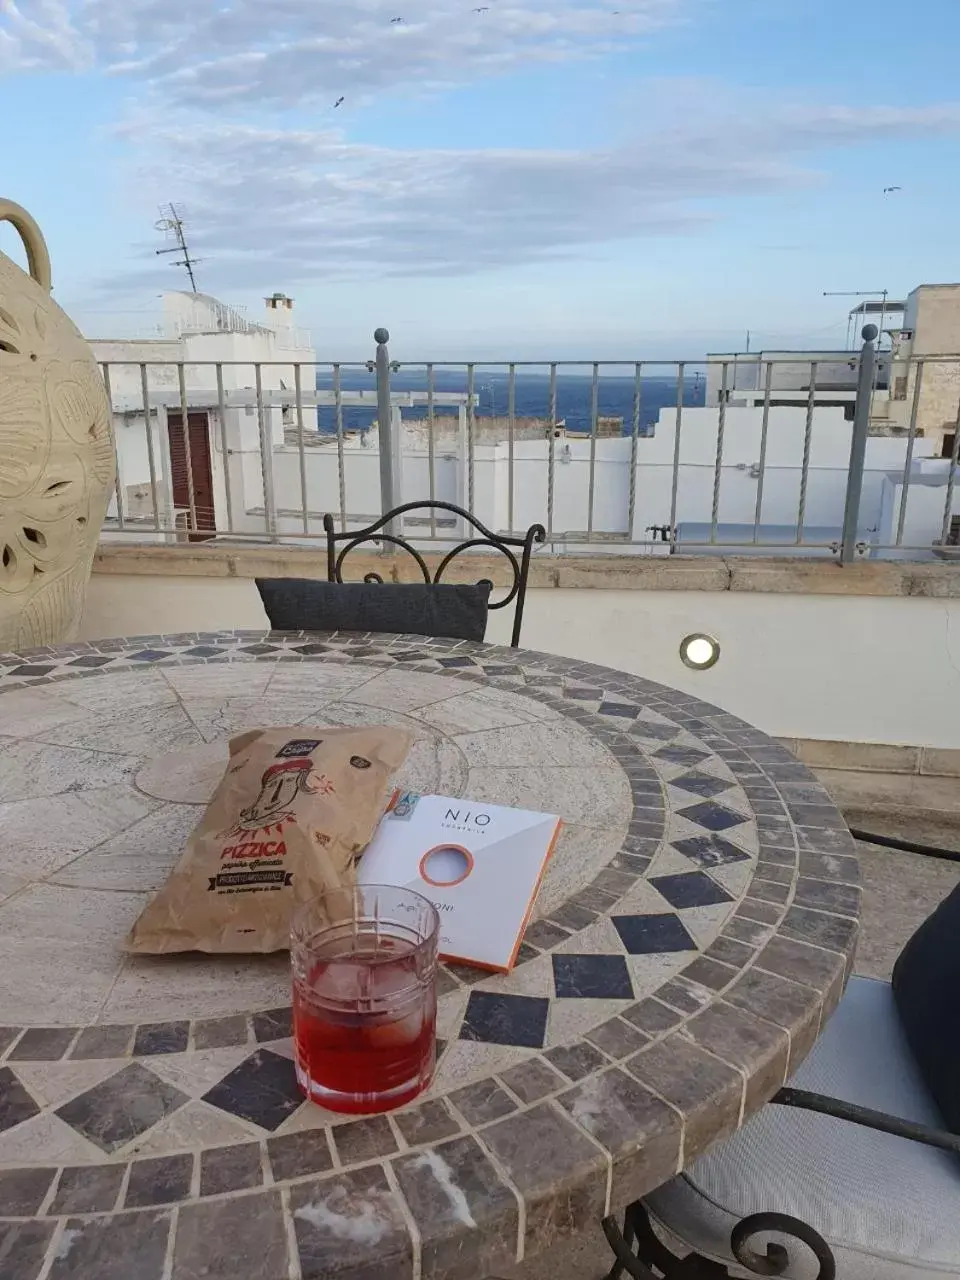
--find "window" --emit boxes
[893,376,908,401]
[942,432,957,460]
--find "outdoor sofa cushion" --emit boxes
[892,880,960,1135]
[645,976,960,1279]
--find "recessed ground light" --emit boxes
[680,633,720,670]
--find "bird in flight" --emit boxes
[883,185,902,193]
[390,15,404,22]
[333,96,345,108]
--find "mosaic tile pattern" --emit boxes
[0,630,860,1280]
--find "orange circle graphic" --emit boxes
[419,843,474,888]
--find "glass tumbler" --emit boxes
[290,884,440,1115]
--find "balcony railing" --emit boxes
[95,327,960,563]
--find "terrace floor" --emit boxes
[497,773,960,1280]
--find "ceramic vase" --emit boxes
[0,199,115,651]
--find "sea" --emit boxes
[314,367,705,437]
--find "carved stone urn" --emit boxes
[0,199,115,651]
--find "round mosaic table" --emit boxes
[0,629,861,1280]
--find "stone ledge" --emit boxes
[92,544,960,597]
[778,737,960,779]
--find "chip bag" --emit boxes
[127,725,412,954]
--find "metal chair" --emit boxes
[322,501,546,648]
[601,974,960,1279]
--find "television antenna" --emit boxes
[822,289,890,348]
[155,204,202,292]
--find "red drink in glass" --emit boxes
[291,885,439,1115]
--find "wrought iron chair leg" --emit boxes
[602,1199,837,1280]
[602,1203,728,1277]
[602,1210,659,1279]
[608,1200,640,1279]
[732,1213,836,1280]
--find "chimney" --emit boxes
[265,292,294,311]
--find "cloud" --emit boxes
[0,0,91,71]
[1,0,682,102]
[6,3,960,297]
[96,93,960,294]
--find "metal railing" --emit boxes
[94,325,960,563]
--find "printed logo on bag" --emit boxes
[389,791,420,821]
[221,758,335,840]
[276,739,322,758]
[208,869,294,892]
[350,755,372,770]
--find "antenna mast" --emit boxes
[155,204,201,292]
[823,289,889,348]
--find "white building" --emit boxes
[704,348,900,422]
[871,284,960,454]
[91,291,315,540]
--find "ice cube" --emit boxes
[368,956,419,1001]
[312,958,364,1003]
[364,1008,427,1050]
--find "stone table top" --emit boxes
[0,630,861,1280]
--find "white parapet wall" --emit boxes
[253,406,949,548]
[80,548,960,752]
[96,388,958,555]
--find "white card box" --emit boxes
[358,792,562,972]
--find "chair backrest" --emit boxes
[322,501,546,648]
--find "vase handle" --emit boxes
[0,199,53,293]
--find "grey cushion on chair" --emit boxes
[645,976,960,1279]
[255,579,491,642]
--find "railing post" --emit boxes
[155,405,176,541]
[840,324,878,564]
[374,327,400,530]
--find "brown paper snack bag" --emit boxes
[127,725,412,955]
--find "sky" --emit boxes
[2,0,960,359]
